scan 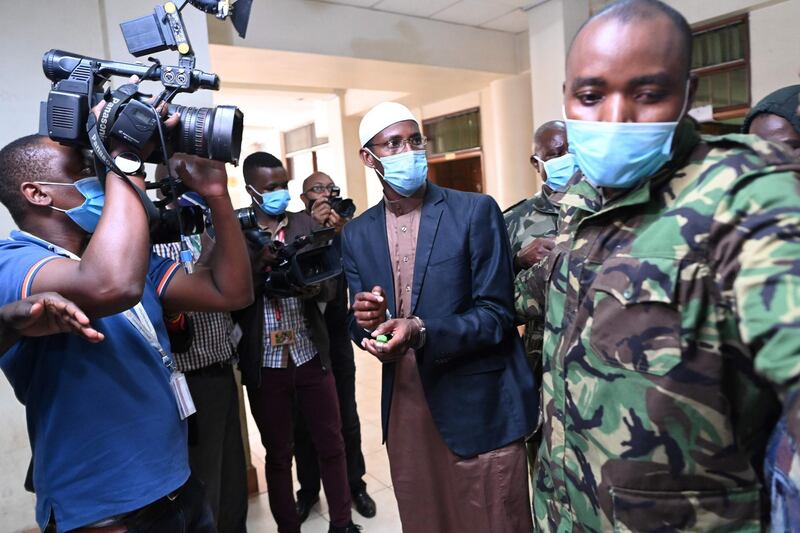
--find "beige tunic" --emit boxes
[384,199,532,533]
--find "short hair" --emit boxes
[243,151,284,184]
[575,0,693,76]
[535,120,566,139]
[0,134,51,223]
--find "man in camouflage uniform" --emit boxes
[515,1,800,530]
[504,120,567,361]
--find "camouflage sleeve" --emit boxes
[710,166,800,440]
[514,259,547,324]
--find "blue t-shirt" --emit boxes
[0,231,189,531]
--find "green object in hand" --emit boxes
[376,334,389,344]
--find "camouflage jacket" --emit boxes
[504,188,560,360]
[515,121,800,532]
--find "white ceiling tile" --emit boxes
[372,0,460,18]
[431,0,515,27]
[480,9,529,33]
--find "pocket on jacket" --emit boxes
[589,256,682,376]
[609,484,762,532]
[454,355,507,375]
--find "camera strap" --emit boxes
[86,103,161,229]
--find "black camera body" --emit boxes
[308,187,356,220]
[244,227,342,298]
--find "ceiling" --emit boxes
[316,0,533,33]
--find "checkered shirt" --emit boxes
[261,296,317,368]
[153,239,237,372]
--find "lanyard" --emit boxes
[123,303,176,373]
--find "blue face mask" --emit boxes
[40,177,105,233]
[540,153,579,191]
[249,185,290,216]
[368,149,428,197]
[564,86,689,189]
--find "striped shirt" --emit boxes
[153,238,236,372]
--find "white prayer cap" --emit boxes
[358,102,420,147]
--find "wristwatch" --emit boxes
[113,152,145,175]
[410,315,426,349]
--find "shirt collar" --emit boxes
[10,230,80,260]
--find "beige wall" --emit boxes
[749,0,800,103]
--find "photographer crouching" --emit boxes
[0,102,253,531]
[233,153,360,533]
[293,172,376,521]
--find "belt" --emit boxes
[185,360,232,377]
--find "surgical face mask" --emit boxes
[248,185,290,216]
[38,177,104,233]
[366,148,428,197]
[539,153,579,192]
[565,83,690,188]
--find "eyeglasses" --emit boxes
[305,184,340,194]
[367,135,428,155]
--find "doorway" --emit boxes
[427,152,484,193]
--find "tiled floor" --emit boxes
[244,346,402,532]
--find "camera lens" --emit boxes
[168,104,244,164]
[235,207,258,230]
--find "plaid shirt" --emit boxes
[259,218,316,368]
[261,296,316,368]
[153,238,236,372]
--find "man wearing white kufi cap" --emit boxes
[340,101,539,532]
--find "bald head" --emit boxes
[302,172,333,193]
[531,121,568,174]
[300,171,336,212]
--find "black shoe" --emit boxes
[328,521,362,533]
[296,494,319,524]
[352,488,376,518]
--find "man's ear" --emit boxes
[20,182,53,208]
[359,148,375,169]
[687,74,699,111]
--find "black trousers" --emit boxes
[185,363,249,533]
[294,303,366,499]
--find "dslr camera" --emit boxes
[308,186,356,219]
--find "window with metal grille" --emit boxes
[691,15,750,120]
[423,109,481,156]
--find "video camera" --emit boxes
[308,186,356,219]
[244,226,343,298]
[40,0,250,166]
[39,0,252,272]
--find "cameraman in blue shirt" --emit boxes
[0,120,252,531]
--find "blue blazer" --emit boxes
[342,183,539,458]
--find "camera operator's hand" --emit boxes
[171,155,229,200]
[516,237,556,271]
[90,78,179,163]
[360,318,419,363]
[327,210,349,235]
[353,286,388,331]
[310,200,332,227]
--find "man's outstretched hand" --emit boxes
[1,293,104,345]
